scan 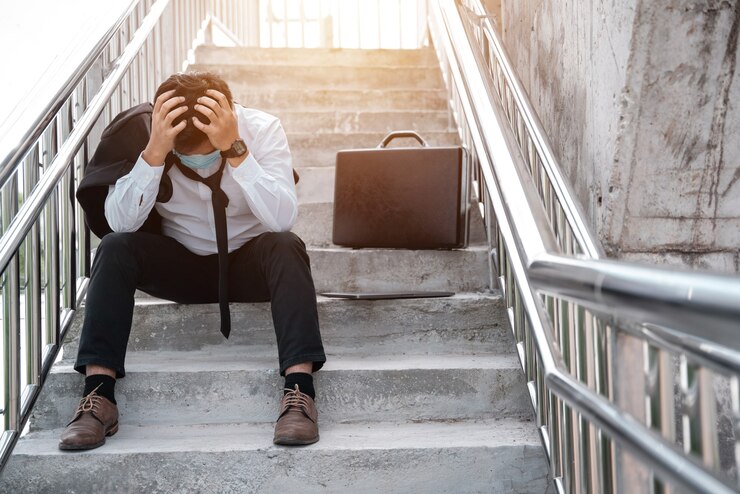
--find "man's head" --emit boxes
[154,72,234,154]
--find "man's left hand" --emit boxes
[192,89,244,154]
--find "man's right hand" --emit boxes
[142,90,188,167]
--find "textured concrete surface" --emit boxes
[292,202,488,246]
[65,293,508,354]
[2,420,548,494]
[287,130,459,167]
[295,166,335,203]
[190,64,444,91]
[502,1,740,273]
[234,88,450,112]
[31,352,529,430]
[308,246,490,292]
[277,109,453,134]
[194,46,439,67]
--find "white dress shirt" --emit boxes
[104,105,298,255]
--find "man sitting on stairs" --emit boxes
[59,72,327,450]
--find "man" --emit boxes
[61,72,326,450]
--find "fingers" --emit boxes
[191,116,210,133]
[194,99,218,120]
[205,89,229,109]
[164,105,188,125]
[172,120,187,134]
[154,89,177,113]
[160,95,186,117]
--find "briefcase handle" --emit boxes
[378,130,429,149]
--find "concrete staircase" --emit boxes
[0,47,549,493]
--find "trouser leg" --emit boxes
[230,232,326,375]
[76,230,325,378]
[75,232,219,377]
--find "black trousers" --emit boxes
[74,230,326,378]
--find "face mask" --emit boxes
[174,149,222,169]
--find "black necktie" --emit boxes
[168,154,232,338]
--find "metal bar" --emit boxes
[530,254,740,364]
[356,0,361,48]
[301,0,306,48]
[283,0,288,47]
[1,178,21,435]
[377,0,382,48]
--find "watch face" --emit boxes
[233,140,247,155]
[223,139,247,158]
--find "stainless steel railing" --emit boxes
[259,0,428,49]
[429,0,739,492]
[0,0,227,472]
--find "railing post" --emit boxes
[23,148,43,388]
[1,176,21,435]
[613,334,651,492]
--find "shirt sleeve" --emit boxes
[104,153,164,232]
[228,119,298,232]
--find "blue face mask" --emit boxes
[174,149,222,169]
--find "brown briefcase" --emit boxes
[332,130,468,249]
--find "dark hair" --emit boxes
[154,72,234,152]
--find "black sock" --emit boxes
[84,374,116,404]
[284,372,315,400]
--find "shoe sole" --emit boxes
[273,434,320,446]
[58,422,119,451]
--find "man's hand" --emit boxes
[142,90,187,167]
[193,89,247,166]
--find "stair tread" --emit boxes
[277,109,450,115]
[191,62,441,71]
[15,418,540,456]
[194,46,439,68]
[308,245,486,253]
[136,291,496,305]
[54,350,520,374]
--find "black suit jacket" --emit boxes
[76,103,172,238]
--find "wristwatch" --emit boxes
[221,139,248,158]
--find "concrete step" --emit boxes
[123,245,487,295]
[189,64,444,90]
[236,88,449,112]
[308,246,489,293]
[288,131,459,167]
[3,419,549,493]
[194,46,440,67]
[31,352,529,430]
[64,293,508,355]
[292,202,488,247]
[277,110,452,134]
[296,166,335,203]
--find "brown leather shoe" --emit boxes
[58,387,119,451]
[273,384,319,445]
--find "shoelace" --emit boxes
[281,384,311,412]
[76,383,104,415]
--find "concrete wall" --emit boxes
[499,1,740,274]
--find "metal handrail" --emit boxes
[530,254,740,359]
[0,0,216,473]
[0,1,164,275]
[429,0,739,492]
[456,0,603,261]
[0,0,140,192]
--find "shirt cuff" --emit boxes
[129,153,165,189]
[229,153,267,184]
